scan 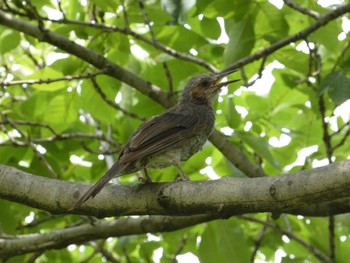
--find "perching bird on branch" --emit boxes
[72,70,239,209]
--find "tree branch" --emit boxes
[0,10,263,179]
[239,215,331,263]
[283,0,320,19]
[223,3,350,71]
[1,160,350,217]
[0,70,105,86]
[0,4,348,178]
[209,130,266,178]
[0,10,175,109]
[0,214,215,259]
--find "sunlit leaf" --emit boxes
[319,71,350,106]
[199,219,250,263]
[224,17,255,65]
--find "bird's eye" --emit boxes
[202,80,209,87]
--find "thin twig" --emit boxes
[329,216,336,263]
[250,217,269,263]
[0,119,120,147]
[283,0,320,19]
[22,45,45,69]
[331,126,350,151]
[99,246,119,263]
[81,241,105,263]
[26,251,44,263]
[242,56,267,87]
[330,120,350,137]
[162,62,173,94]
[138,0,174,94]
[238,215,331,263]
[90,77,146,121]
[171,236,187,263]
[23,16,217,72]
[319,97,333,161]
[120,0,129,28]
[56,0,66,20]
[81,141,119,155]
[0,70,106,87]
[0,120,58,135]
[1,114,58,178]
[223,4,350,71]
[0,131,120,148]
[138,0,156,41]
[307,42,337,263]
[332,41,350,72]
[17,214,61,230]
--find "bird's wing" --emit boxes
[118,111,199,164]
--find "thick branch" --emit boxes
[0,215,215,259]
[1,161,350,217]
[0,10,176,109]
[209,130,267,177]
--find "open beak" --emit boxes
[211,69,240,91]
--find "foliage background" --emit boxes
[1,0,350,262]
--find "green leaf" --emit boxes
[161,0,196,23]
[311,19,342,55]
[237,131,280,168]
[200,17,221,39]
[256,2,289,40]
[274,47,308,74]
[157,26,207,52]
[245,94,270,113]
[25,67,66,91]
[79,79,117,123]
[225,97,241,128]
[43,93,78,132]
[199,219,250,263]
[224,17,255,65]
[19,92,50,119]
[0,29,20,53]
[319,71,350,106]
[90,0,118,12]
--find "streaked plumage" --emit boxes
[72,70,238,209]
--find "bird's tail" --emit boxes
[71,162,127,210]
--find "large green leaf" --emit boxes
[161,0,195,24]
[225,97,241,129]
[224,17,255,65]
[0,29,20,53]
[237,131,280,168]
[311,20,342,55]
[319,71,350,106]
[43,93,79,132]
[274,47,309,74]
[26,68,65,91]
[157,26,207,52]
[199,219,250,263]
[256,2,289,40]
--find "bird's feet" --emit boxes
[174,163,190,181]
[175,175,190,182]
[138,169,152,184]
[175,170,190,182]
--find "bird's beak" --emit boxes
[211,69,240,91]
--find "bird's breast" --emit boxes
[178,104,215,160]
[141,104,215,168]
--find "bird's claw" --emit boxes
[138,176,152,184]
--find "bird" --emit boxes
[72,70,239,209]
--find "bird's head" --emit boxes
[179,70,239,105]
